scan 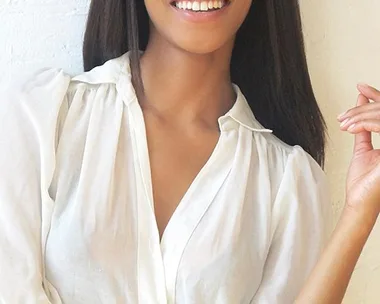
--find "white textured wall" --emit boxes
[1,0,380,302]
[0,0,89,84]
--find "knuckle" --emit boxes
[346,109,357,117]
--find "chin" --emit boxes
[169,32,233,55]
[144,0,251,55]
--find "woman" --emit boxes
[0,0,378,303]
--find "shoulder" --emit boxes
[253,131,332,240]
[65,52,135,107]
[0,53,131,180]
[259,132,331,223]
[253,130,324,176]
[0,68,74,172]
[0,52,131,131]
[1,68,70,109]
[251,130,328,214]
[0,68,71,137]
[230,85,322,174]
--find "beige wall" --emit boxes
[301,0,380,302]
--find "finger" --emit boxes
[347,120,380,134]
[357,83,380,102]
[337,99,380,122]
[338,85,380,121]
[339,110,380,131]
[352,95,373,155]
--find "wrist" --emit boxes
[342,203,378,233]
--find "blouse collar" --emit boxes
[72,52,272,134]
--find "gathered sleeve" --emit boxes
[252,146,332,304]
[0,69,70,303]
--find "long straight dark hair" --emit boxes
[83,0,326,166]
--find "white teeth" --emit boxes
[174,0,227,11]
[192,1,200,10]
[200,2,208,11]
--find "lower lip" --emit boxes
[170,2,231,23]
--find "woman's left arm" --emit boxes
[296,84,380,303]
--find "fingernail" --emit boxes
[340,118,350,127]
[347,124,356,131]
[358,83,369,89]
[337,111,347,120]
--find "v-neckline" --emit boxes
[157,135,223,244]
[135,102,224,245]
[128,97,238,303]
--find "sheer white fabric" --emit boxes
[0,53,331,304]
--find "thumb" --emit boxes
[353,94,373,155]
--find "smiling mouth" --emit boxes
[170,0,230,12]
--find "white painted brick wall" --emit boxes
[0,0,90,84]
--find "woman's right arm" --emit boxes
[0,70,69,303]
[296,84,380,303]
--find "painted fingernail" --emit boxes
[340,118,350,127]
[347,124,356,131]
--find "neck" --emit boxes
[139,32,236,129]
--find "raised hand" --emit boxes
[296,84,380,304]
[338,84,380,216]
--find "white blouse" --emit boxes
[0,53,331,304]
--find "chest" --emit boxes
[45,102,276,302]
[144,116,220,239]
[46,151,270,303]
